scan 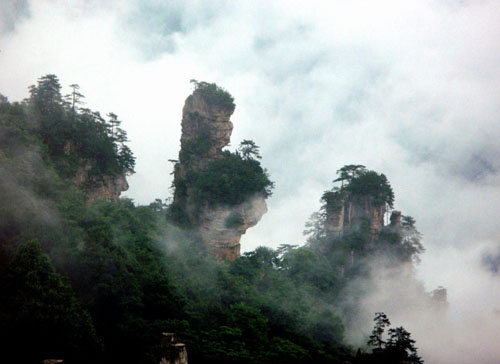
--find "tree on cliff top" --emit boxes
[334,164,367,187]
[190,79,235,111]
[305,165,395,243]
[333,165,394,208]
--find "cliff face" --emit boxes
[64,139,129,202]
[180,92,234,161]
[325,192,386,242]
[173,88,267,261]
[173,89,234,209]
[73,162,129,202]
[198,196,267,261]
[160,333,188,364]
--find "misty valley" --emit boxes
[0,75,449,364]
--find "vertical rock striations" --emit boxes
[172,83,268,261]
[323,167,394,243]
[173,86,235,210]
[325,192,386,242]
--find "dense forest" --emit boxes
[0,75,425,363]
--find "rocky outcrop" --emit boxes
[199,195,268,261]
[160,333,188,364]
[430,286,448,311]
[389,210,402,228]
[173,86,267,261]
[73,163,129,202]
[325,192,386,242]
[180,92,234,160]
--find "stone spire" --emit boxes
[172,84,267,261]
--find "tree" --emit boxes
[344,170,395,208]
[0,240,101,363]
[190,79,235,111]
[386,326,423,364]
[365,313,424,364]
[118,143,136,174]
[187,150,274,207]
[367,312,391,350]
[333,164,367,187]
[400,215,424,263]
[303,211,327,244]
[29,74,64,113]
[65,83,85,115]
[106,112,121,141]
[115,126,129,145]
[275,243,298,259]
[238,139,262,160]
[28,74,70,156]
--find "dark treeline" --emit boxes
[0,76,424,363]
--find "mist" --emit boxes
[2,0,500,363]
[345,243,500,364]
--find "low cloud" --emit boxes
[2,1,500,362]
[352,243,500,364]
[0,0,30,34]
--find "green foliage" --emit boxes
[386,326,423,364]
[367,312,391,350]
[333,164,367,186]
[302,165,425,334]
[173,137,272,227]
[27,74,135,177]
[344,170,394,208]
[305,165,395,251]
[304,211,328,243]
[280,247,341,293]
[190,79,235,111]
[358,313,424,364]
[0,78,428,364]
[238,139,262,160]
[0,240,101,363]
[187,150,274,206]
[377,215,424,264]
[332,165,395,207]
[57,199,183,363]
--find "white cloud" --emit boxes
[2,1,500,361]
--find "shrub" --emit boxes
[187,151,274,206]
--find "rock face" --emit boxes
[430,286,449,311]
[180,92,234,161]
[160,333,188,364]
[173,87,267,261]
[198,195,268,261]
[325,192,386,242]
[173,88,235,209]
[73,163,129,202]
[389,210,402,227]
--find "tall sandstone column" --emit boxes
[325,193,386,242]
[173,86,267,261]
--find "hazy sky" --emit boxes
[2,1,500,361]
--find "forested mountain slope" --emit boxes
[0,76,428,364]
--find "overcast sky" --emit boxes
[2,1,500,361]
